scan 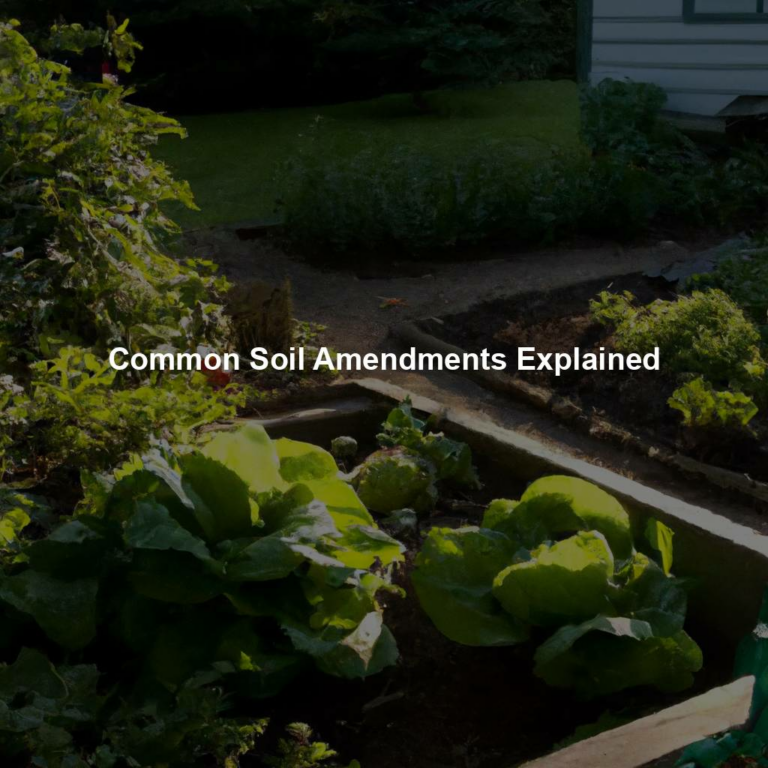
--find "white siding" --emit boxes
[590,1,768,116]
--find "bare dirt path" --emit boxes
[186,229,766,531]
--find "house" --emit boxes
[578,0,768,121]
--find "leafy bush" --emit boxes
[691,245,768,336]
[669,378,758,435]
[1,347,242,479]
[413,476,702,697]
[321,0,560,99]
[0,20,228,364]
[591,289,766,393]
[0,22,241,481]
[0,425,402,766]
[280,128,545,250]
[580,78,669,162]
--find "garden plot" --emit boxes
[397,271,768,505]
[241,380,768,768]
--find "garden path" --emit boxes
[186,229,765,532]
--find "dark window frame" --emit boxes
[684,0,768,23]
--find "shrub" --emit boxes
[280,116,591,251]
[321,0,560,100]
[1,347,242,479]
[0,21,239,481]
[0,20,229,366]
[0,426,402,766]
[580,78,669,161]
[691,245,768,335]
[413,475,702,697]
[591,289,766,392]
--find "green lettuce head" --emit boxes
[352,448,437,515]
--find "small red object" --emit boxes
[202,360,232,389]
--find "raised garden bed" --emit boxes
[395,273,768,505]
[242,379,768,768]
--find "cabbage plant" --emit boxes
[413,475,702,697]
[0,425,403,765]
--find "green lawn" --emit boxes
[156,80,582,229]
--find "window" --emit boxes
[684,0,768,22]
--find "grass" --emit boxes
[156,80,583,229]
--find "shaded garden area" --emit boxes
[3,4,768,768]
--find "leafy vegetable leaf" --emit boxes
[518,476,634,560]
[645,518,674,575]
[534,616,702,696]
[413,527,528,646]
[492,532,615,627]
[0,571,97,650]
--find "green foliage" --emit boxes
[265,723,360,768]
[352,448,438,516]
[414,475,702,697]
[669,378,759,434]
[0,21,228,364]
[281,128,542,250]
[691,245,768,336]
[0,22,242,481]
[1,346,242,477]
[47,15,143,72]
[580,78,669,161]
[591,290,766,392]
[321,0,560,97]
[676,587,768,767]
[377,398,480,488]
[330,436,358,460]
[349,398,481,516]
[0,425,400,765]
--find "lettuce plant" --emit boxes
[352,448,438,516]
[0,426,403,766]
[413,475,702,697]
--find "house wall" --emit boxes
[589,0,768,116]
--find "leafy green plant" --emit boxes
[0,20,229,365]
[265,723,360,768]
[669,378,758,434]
[376,398,480,488]
[0,424,400,766]
[279,120,571,251]
[691,245,768,336]
[675,587,768,768]
[413,475,702,697]
[320,0,560,104]
[349,397,481,516]
[0,22,244,482]
[591,289,766,393]
[352,448,438,516]
[1,346,243,478]
[580,78,669,162]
